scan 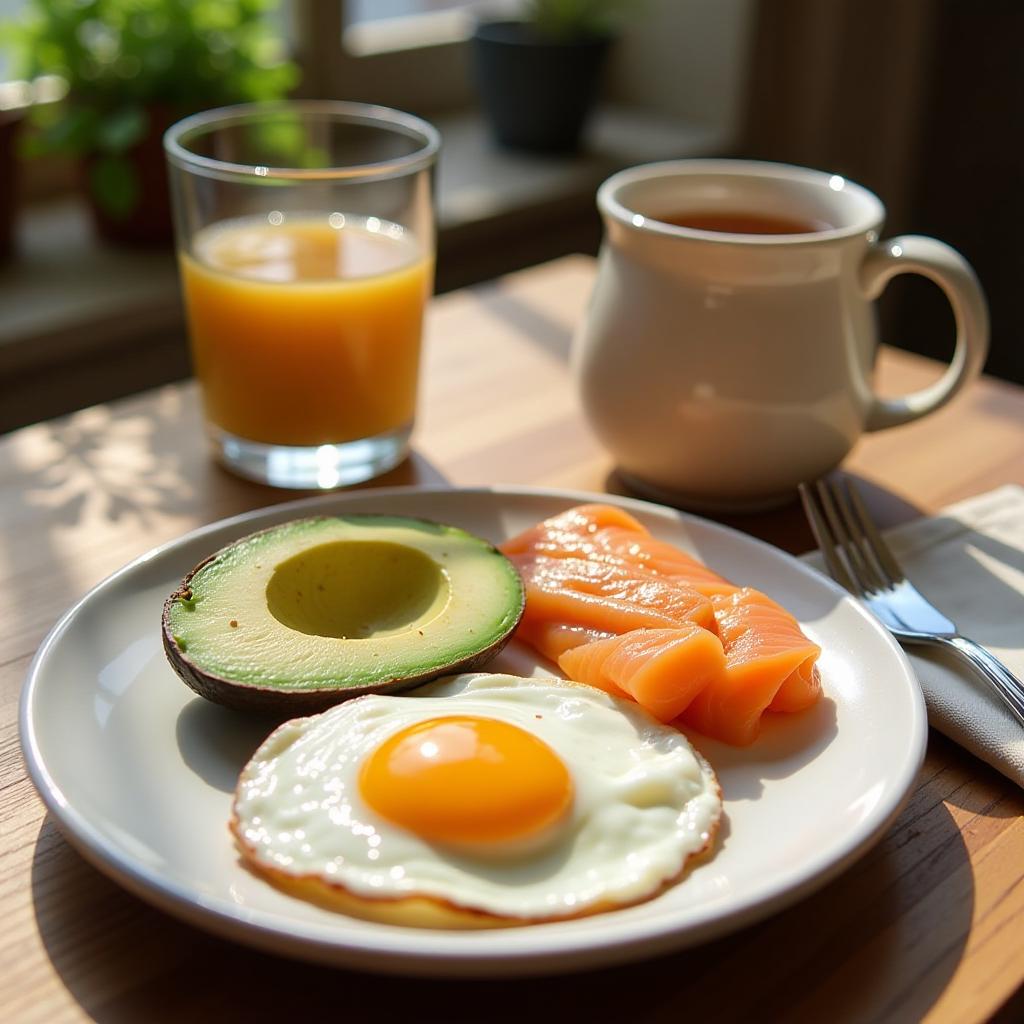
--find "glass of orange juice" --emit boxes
[164,102,439,488]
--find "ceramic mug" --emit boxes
[575,159,989,510]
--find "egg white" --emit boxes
[231,673,722,921]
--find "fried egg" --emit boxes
[231,673,722,925]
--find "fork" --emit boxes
[799,478,1024,728]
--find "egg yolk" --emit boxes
[359,716,573,845]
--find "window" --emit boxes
[290,0,507,112]
[345,0,493,53]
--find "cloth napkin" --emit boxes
[803,484,1024,788]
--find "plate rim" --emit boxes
[19,484,928,976]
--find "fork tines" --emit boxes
[798,478,904,597]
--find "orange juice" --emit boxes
[180,215,433,447]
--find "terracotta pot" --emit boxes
[0,107,25,262]
[81,105,183,247]
[470,21,611,154]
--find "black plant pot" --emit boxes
[470,21,611,154]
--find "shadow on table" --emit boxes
[32,771,976,1024]
[351,449,452,491]
[475,281,573,363]
[0,392,206,666]
[9,388,451,546]
[11,390,202,534]
[927,732,1024,818]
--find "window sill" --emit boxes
[0,106,731,432]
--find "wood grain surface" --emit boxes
[1,256,1022,1023]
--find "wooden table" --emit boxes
[2,256,1023,1023]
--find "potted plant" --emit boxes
[8,0,297,246]
[470,0,635,154]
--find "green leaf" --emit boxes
[37,105,100,155]
[89,153,140,219]
[94,104,147,153]
[246,115,305,163]
[4,0,298,112]
[526,0,640,38]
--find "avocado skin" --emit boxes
[161,516,525,716]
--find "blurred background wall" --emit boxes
[742,0,1023,385]
[0,0,1020,434]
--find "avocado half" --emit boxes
[162,515,525,714]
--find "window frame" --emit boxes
[291,0,481,114]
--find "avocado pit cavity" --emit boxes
[265,540,451,640]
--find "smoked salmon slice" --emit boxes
[502,504,735,596]
[501,504,822,747]
[501,504,650,557]
[514,621,613,661]
[593,527,736,597]
[507,553,716,664]
[679,588,822,745]
[558,626,727,723]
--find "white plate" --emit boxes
[21,486,926,977]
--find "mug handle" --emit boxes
[859,235,989,431]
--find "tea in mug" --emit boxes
[654,210,831,235]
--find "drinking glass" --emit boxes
[164,101,439,489]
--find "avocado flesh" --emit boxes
[163,516,525,712]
